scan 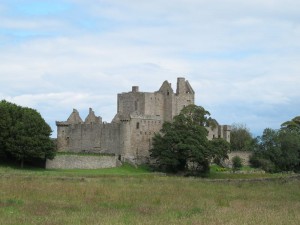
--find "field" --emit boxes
[0,165,300,225]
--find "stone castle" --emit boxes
[56,77,231,164]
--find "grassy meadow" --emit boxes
[0,165,300,225]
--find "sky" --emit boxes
[0,0,300,138]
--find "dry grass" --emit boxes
[1,171,300,225]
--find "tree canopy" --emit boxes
[230,123,254,151]
[250,124,300,172]
[281,116,300,133]
[150,105,230,175]
[0,100,55,167]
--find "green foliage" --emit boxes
[0,100,55,167]
[250,125,300,172]
[281,116,300,133]
[150,105,229,175]
[230,123,254,151]
[232,156,243,171]
[209,138,230,166]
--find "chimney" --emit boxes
[176,77,186,94]
[132,86,139,92]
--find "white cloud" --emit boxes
[0,0,300,136]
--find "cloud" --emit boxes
[0,0,300,137]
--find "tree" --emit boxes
[150,105,229,175]
[209,138,230,166]
[0,100,55,167]
[250,127,300,172]
[281,116,300,133]
[232,156,243,171]
[230,123,253,151]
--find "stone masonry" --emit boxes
[56,77,231,164]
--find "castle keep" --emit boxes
[56,78,230,164]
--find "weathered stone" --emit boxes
[55,77,231,165]
[46,155,117,169]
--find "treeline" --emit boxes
[229,118,300,173]
[150,104,300,175]
[250,117,300,172]
[0,100,55,167]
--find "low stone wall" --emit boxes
[46,155,118,169]
[227,151,252,166]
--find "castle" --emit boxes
[56,77,231,164]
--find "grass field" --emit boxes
[0,164,300,225]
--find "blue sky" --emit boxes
[1,0,300,137]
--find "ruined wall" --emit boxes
[143,92,164,118]
[226,151,252,167]
[46,155,118,169]
[57,123,120,154]
[118,116,163,164]
[158,81,174,122]
[206,125,231,142]
[174,78,195,116]
[117,88,146,116]
[129,117,163,163]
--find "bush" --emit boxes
[250,155,276,173]
[232,156,243,171]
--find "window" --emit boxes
[136,122,140,129]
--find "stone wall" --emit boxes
[206,125,231,142]
[226,151,252,167]
[46,155,118,169]
[57,122,120,154]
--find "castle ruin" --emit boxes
[56,77,231,164]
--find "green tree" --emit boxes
[281,116,300,133]
[150,105,229,175]
[232,156,243,171]
[250,127,300,172]
[0,100,55,167]
[209,138,230,166]
[230,123,253,151]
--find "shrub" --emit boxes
[250,155,276,173]
[232,156,243,171]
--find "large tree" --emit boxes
[0,100,55,167]
[230,123,254,151]
[150,105,229,175]
[250,127,300,172]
